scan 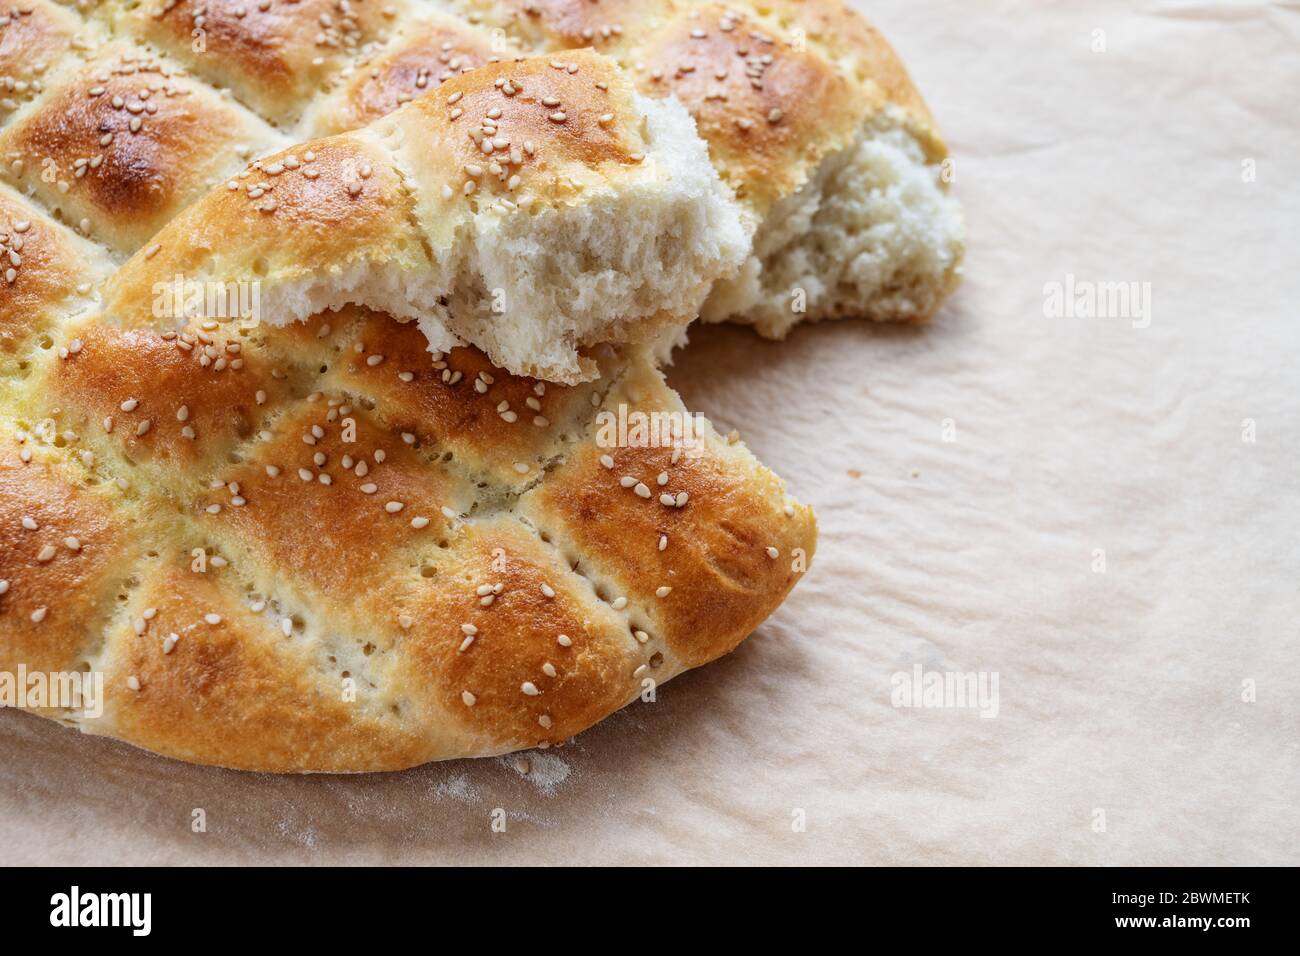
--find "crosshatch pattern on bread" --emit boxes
[0,289,817,769]
[0,0,969,770]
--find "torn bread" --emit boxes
[320,0,966,338]
[98,50,750,384]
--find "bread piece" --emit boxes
[440,0,964,337]
[98,50,750,383]
[2,303,815,772]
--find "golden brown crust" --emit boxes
[106,0,407,125]
[304,10,503,136]
[92,561,433,772]
[0,186,110,372]
[98,128,425,323]
[323,308,602,489]
[191,401,474,604]
[519,353,816,668]
[0,0,86,116]
[0,41,285,253]
[46,317,291,472]
[0,448,145,676]
[760,0,937,128]
[455,0,672,52]
[386,48,651,215]
[631,2,867,215]
[388,515,642,752]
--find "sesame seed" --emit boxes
[411,516,430,529]
[459,635,475,652]
[634,483,651,498]
[204,614,222,625]
[461,690,477,706]
[162,633,179,654]
[557,634,572,647]
[36,544,56,562]
[521,681,540,696]
[541,583,555,599]
[461,623,478,636]
[30,607,47,623]
[634,630,649,644]
[599,454,615,469]
[127,675,141,691]
[658,535,668,551]
[539,714,553,729]
[120,398,139,412]
[542,662,557,678]
[612,596,628,610]
[21,517,38,530]
[766,546,780,559]
[619,475,636,488]
[360,483,377,494]
[385,501,405,513]
[656,586,672,597]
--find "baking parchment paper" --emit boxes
[2,0,1296,865]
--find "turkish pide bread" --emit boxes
[0,0,967,771]
[1,280,816,769]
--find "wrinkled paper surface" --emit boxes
[2,0,1296,865]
